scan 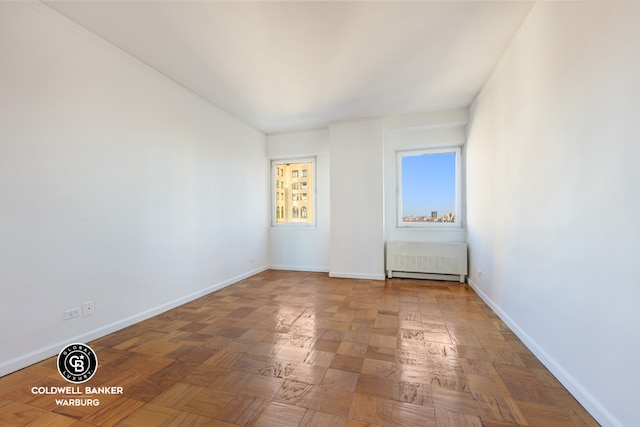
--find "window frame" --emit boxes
[271,156,317,227]
[396,146,462,228]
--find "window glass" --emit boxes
[398,148,460,226]
[272,159,315,225]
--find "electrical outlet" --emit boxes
[64,307,81,320]
[83,301,95,317]
[478,271,485,282]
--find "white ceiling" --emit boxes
[45,1,534,133]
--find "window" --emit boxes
[397,147,461,227]
[271,158,315,225]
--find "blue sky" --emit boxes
[401,152,456,217]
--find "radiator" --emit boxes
[386,241,467,282]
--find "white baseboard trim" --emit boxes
[467,278,622,427]
[269,265,330,273]
[0,266,268,377]
[329,271,386,281]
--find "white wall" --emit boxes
[383,109,468,244]
[466,2,640,426]
[329,119,385,280]
[266,129,330,272]
[322,111,470,280]
[0,3,268,375]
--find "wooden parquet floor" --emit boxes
[0,270,599,426]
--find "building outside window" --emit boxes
[271,158,315,225]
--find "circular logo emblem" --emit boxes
[57,343,98,384]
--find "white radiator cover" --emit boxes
[386,241,468,282]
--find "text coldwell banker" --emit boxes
[31,386,123,395]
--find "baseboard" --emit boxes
[328,271,386,281]
[269,265,330,273]
[0,266,268,377]
[467,278,622,427]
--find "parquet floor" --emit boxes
[0,270,599,426]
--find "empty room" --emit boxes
[1,1,638,426]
